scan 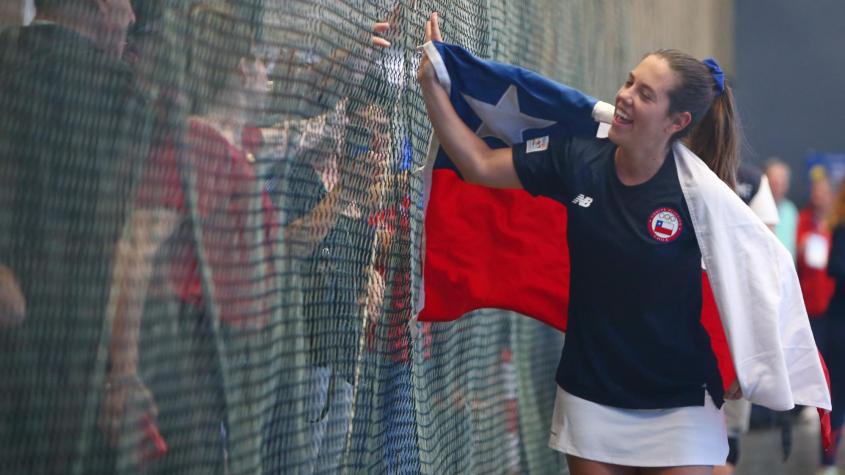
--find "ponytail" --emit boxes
[685,84,740,189]
[652,49,741,188]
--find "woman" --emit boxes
[102,4,276,472]
[416,12,827,475]
[819,181,845,474]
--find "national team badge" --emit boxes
[648,208,682,242]
[526,136,549,153]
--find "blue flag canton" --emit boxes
[430,41,602,173]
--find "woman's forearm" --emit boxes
[420,76,520,189]
[109,209,178,376]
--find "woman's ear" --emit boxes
[668,111,692,135]
[238,57,250,83]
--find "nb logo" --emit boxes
[571,194,593,208]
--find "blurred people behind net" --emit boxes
[767,158,800,260]
[256,16,391,470]
[0,0,150,473]
[354,113,430,473]
[261,99,386,473]
[102,3,278,473]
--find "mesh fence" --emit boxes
[0,1,730,473]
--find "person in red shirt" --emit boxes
[796,170,835,320]
[795,170,838,474]
[101,5,275,472]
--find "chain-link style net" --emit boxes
[0,1,730,473]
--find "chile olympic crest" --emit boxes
[648,207,682,242]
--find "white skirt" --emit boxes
[548,386,728,467]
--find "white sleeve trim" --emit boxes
[591,101,615,124]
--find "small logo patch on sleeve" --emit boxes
[526,136,549,154]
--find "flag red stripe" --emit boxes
[420,168,570,331]
[699,272,736,392]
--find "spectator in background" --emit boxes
[766,158,800,259]
[363,160,427,474]
[268,101,384,473]
[260,25,391,471]
[818,179,845,475]
[796,170,837,474]
[797,169,835,322]
[0,0,147,473]
[102,4,275,473]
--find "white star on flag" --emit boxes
[461,85,557,146]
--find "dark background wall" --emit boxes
[735,0,845,206]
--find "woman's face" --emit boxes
[608,55,686,150]
[96,0,136,58]
[241,55,269,117]
[810,178,832,213]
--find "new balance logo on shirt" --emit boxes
[572,194,593,208]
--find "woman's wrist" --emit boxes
[418,70,440,91]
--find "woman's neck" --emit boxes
[614,142,670,186]
[201,108,246,146]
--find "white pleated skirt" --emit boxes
[548,386,728,467]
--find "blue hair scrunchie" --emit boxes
[702,58,725,95]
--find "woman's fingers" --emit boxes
[424,16,432,42]
[725,380,743,400]
[430,12,442,42]
[371,21,391,48]
[372,36,391,48]
[373,22,390,34]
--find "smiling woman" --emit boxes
[415,10,828,475]
[608,49,739,191]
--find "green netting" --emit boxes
[0,1,728,474]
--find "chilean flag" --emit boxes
[414,41,832,449]
[416,40,612,332]
[654,219,675,236]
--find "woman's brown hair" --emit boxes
[652,49,741,188]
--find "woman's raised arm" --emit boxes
[417,12,521,189]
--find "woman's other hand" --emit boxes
[372,22,391,48]
[725,380,743,400]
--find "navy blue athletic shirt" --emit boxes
[513,135,724,409]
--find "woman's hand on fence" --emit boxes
[99,373,159,446]
[372,22,391,48]
[417,12,442,84]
